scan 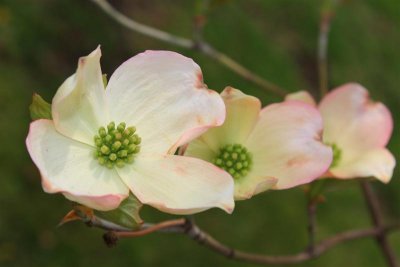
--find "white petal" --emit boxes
[116,154,234,214]
[105,50,225,155]
[26,119,128,211]
[244,101,333,189]
[285,91,317,106]
[52,47,108,145]
[193,87,261,152]
[183,139,216,162]
[319,83,393,152]
[234,175,277,200]
[330,148,395,183]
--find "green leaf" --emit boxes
[29,93,52,120]
[102,74,108,88]
[96,194,143,230]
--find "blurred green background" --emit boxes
[1,0,399,266]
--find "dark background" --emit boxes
[1,0,399,266]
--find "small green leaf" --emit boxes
[29,93,52,120]
[96,194,143,230]
[102,74,108,88]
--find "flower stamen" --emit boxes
[213,144,252,179]
[94,122,141,168]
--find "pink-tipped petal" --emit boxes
[285,91,317,106]
[319,83,393,152]
[330,148,395,183]
[116,154,235,215]
[105,50,225,155]
[26,120,129,211]
[52,47,109,145]
[244,101,333,189]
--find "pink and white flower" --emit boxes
[26,47,235,214]
[184,87,332,200]
[286,83,395,183]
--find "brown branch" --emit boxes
[318,0,339,98]
[184,219,400,265]
[89,0,287,97]
[114,219,186,238]
[192,0,210,43]
[102,218,186,247]
[98,216,400,265]
[306,201,317,252]
[360,181,399,267]
[90,0,193,48]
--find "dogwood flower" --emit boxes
[26,47,235,214]
[285,83,395,183]
[183,87,332,200]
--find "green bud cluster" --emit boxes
[213,144,252,179]
[330,143,342,168]
[94,122,141,168]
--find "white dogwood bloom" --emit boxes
[26,47,234,214]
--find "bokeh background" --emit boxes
[1,0,399,266]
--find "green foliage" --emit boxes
[29,93,52,120]
[96,195,143,230]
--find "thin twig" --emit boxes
[102,218,186,247]
[90,0,193,48]
[193,0,210,43]
[306,201,317,253]
[360,181,399,267]
[114,218,186,238]
[98,217,400,265]
[304,180,326,253]
[87,216,133,232]
[318,0,338,98]
[89,0,288,97]
[183,220,400,265]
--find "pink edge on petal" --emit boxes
[25,119,128,212]
[320,83,393,147]
[145,196,234,215]
[255,101,333,190]
[125,155,234,215]
[154,175,235,214]
[40,172,127,211]
[329,149,395,183]
[167,96,226,154]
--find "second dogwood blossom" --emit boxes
[184,87,333,200]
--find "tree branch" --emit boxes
[183,219,400,265]
[97,216,400,265]
[306,201,318,252]
[318,0,339,98]
[360,181,399,267]
[89,0,288,97]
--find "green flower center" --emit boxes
[213,144,252,179]
[328,143,342,168]
[94,122,141,169]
